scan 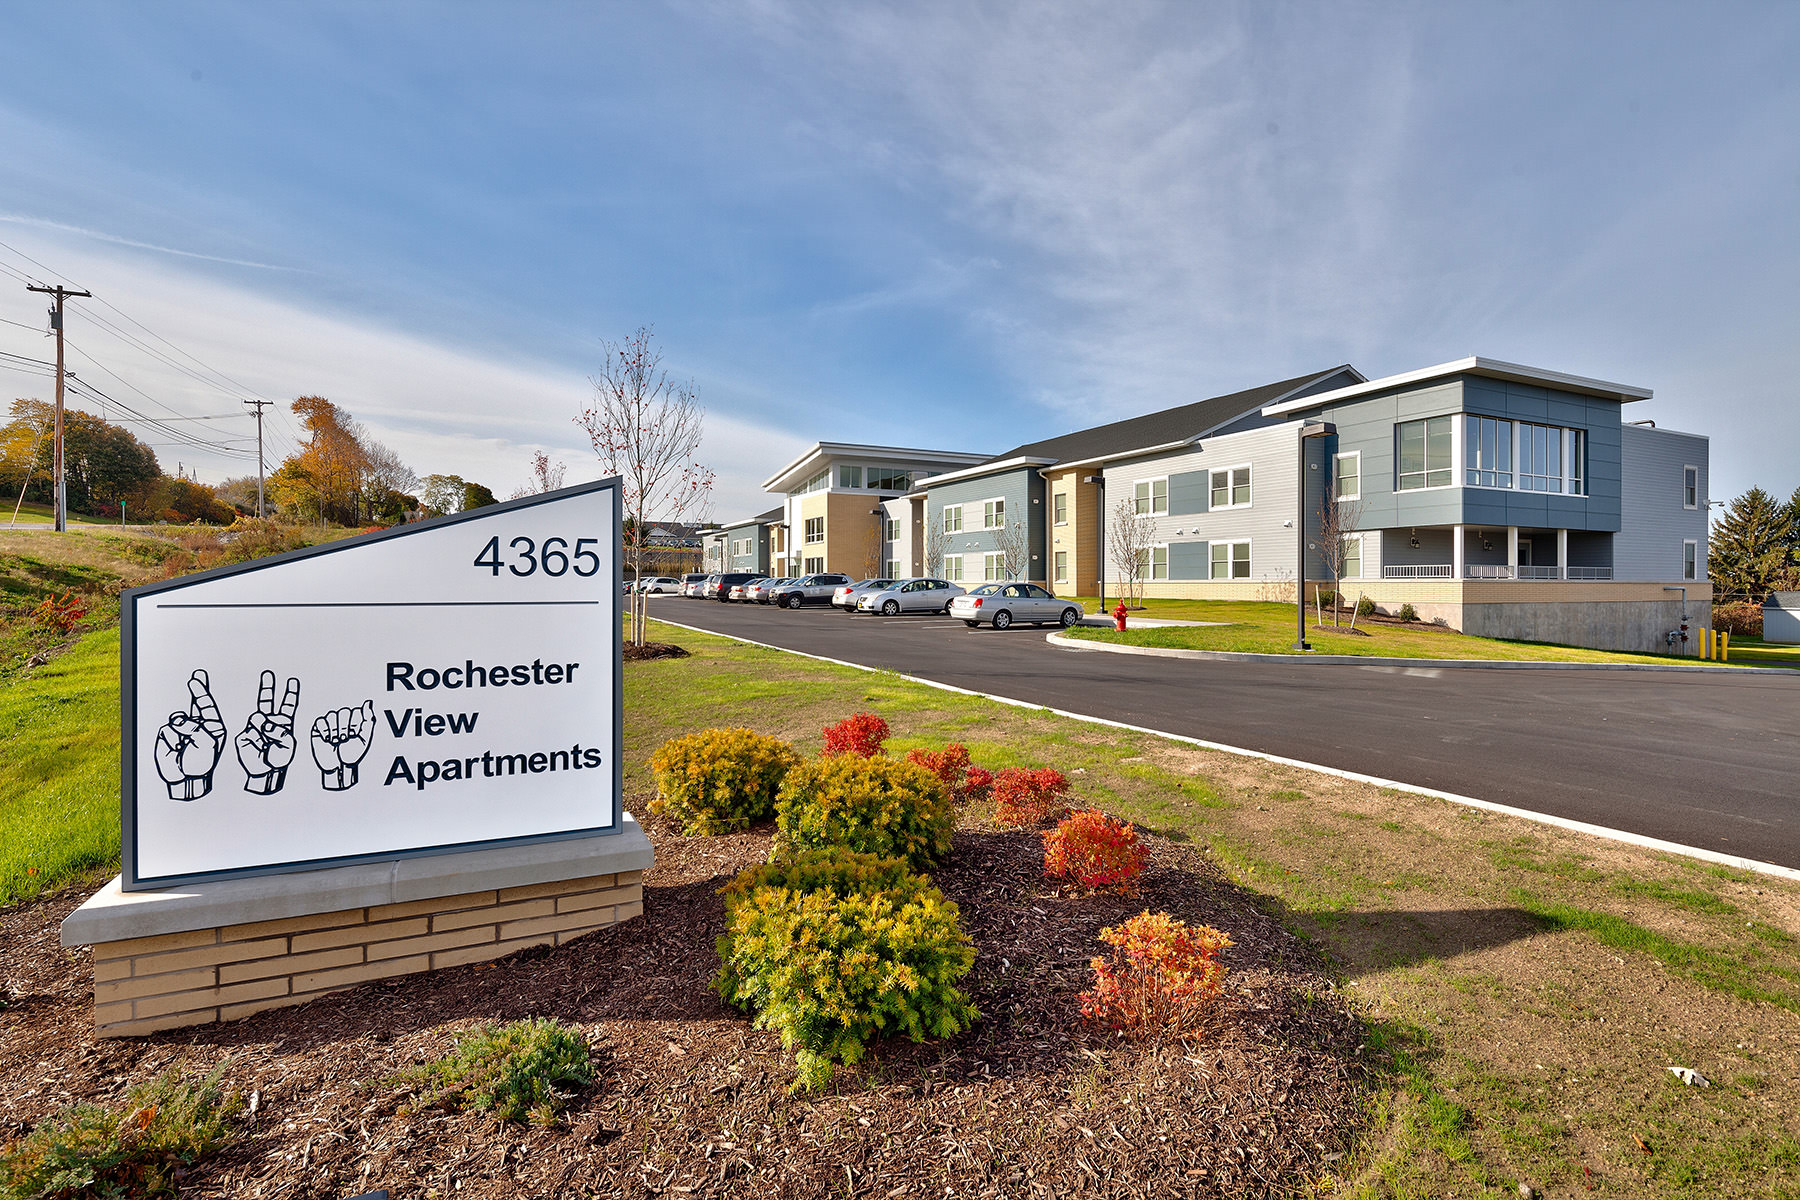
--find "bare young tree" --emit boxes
[1108,497,1157,607]
[1313,485,1368,627]
[994,518,1031,581]
[510,450,568,499]
[577,328,714,645]
[923,523,946,579]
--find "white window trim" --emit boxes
[982,551,1006,580]
[1455,416,1588,499]
[1053,550,1069,581]
[1053,491,1069,525]
[1340,532,1364,580]
[804,516,825,544]
[1396,414,1459,494]
[1133,476,1170,516]
[944,553,964,581]
[1209,463,1255,510]
[1333,451,1361,502]
[942,504,964,533]
[1209,537,1253,580]
[1146,543,1169,581]
[979,497,1006,530]
[1683,538,1699,581]
[1683,465,1699,510]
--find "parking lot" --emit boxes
[649,592,1800,872]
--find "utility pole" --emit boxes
[244,397,272,518]
[25,283,92,532]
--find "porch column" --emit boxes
[1556,528,1568,580]
[1452,525,1466,580]
[1506,527,1519,579]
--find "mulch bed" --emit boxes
[0,810,1374,1198]
[623,641,691,661]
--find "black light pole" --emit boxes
[1294,421,1335,652]
[1084,474,1104,612]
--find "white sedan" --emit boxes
[950,583,1084,630]
[854,577,964,615]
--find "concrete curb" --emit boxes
[646,616,1800,882]
[1044,631,1772,674]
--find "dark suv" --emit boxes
[770,573,852,609]
[711,571,761,601]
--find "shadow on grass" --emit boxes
[1280,905,1552,976]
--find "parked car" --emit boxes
[950,582,1083,630]
[701,574,724,599]
[727,576,768,602]
[681,573,710,597]
[832,578,897,610]
[770,573,853,609]
[746,577,789,603]
[711,571,761,601]
[635,576,682,594]
[855,577,965,616]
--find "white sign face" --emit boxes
[122,482,622,889]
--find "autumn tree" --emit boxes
[511,450,568,499]
[576,327,713,645]
[282,397,370,524]
[1,399,159,513]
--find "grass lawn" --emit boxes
[1728,634,1800,667]
[1063,596,1784,666]
[0,499,115,526]
[5,606,1798,1195]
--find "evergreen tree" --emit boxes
[1709,487,1793,600]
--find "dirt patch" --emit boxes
[0,814,1371,1198]
[623,640,691,662]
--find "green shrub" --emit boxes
[394,1018,592,1125]
[650,728,802,835]
[1356,596,1377,617]
[0,1065,239,1199]
[774,754,954,868]
[715,848,978,1091]
[1397,602,1418,623]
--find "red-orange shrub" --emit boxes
[1042,809,1148,894]
[822,712,890,758]
[991,767,1068,826]
[1712,602,1762,637]
[1080,910,1233,1036]
[30,591,87,633]
[905,743,994,803]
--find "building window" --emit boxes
[1133,478,1168,515]
[866,467,912,491]
[1397,416,1453,490]
[1334,451,1361,501]
[1568,430,1586,495]
[1210,465,1252,509]
[1519,422,1564,492]
[1684,466,1698,509]
[944,555,963,581]
[983,499,1005,529]
[805,556,824,574]
[1342,534,1362,580]
[942,505,963,534]
[838,465,863,488]
[1053,492,1068,525]
[1210,540,1251,580]
[804,516,824,544]
[983,552,1005,581]
[883,558,901,577]
[884,516,899,541]
[1465,416,1513,489]
[1684,540,1698,581]
[1054,550,1068,581]
[796,468,830,495]
[1138,545,1167,581]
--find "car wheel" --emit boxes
[785,594,801,609]
[1060,608,1079,627]
[964,620,980,628]
[882,599,900,616]
[992,609,1012,630]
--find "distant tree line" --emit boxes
[1709,485,1800,602]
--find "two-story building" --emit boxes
[1097,357,1709,651]
[705,506,784,575]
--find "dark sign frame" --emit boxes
[120,478,624,891]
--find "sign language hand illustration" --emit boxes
[155,669,228,800]
[236,670,301,794]
[312,700,376,790]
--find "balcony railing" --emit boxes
[1380,564,1615,581]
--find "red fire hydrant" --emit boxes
[1113,601,1128,632]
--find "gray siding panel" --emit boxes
[1168,541,1209,580]
[1167,470,1209,515]
[925,468,1046,580]
[1615,425,1709,582]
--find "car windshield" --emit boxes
[968,584,1001,596]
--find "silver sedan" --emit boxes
[854,577,965,616]
[949,583,1084,630]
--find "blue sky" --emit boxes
[1,1,1795,515]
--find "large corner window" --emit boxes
[1210,465,1251,509]
[1465,416,1512,489]
[1133,478,1168,515]
[942,504,963,534]
[867,467,911,491]
[804,516,824,544]
[1210,540,1251,579]
[1397,416,1453,490]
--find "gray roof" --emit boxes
[1765,592,1800,610]
[717,505,785,533]
[978,366,1359,471]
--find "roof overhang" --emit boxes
[910,455,1059,490]
[760,441,992,493]
[1261,357,1652,417]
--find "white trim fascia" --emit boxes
[1260,356,1653,417]
[913,455,1058,490]
[761,442,992,493]
[1333,449,1362,502]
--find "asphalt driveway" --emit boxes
[649,596,1800,871]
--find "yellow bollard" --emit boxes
[1720,630,1729,662]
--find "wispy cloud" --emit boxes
[0,214,303,274]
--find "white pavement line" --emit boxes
[646,616,1800,883]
